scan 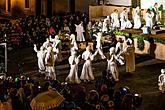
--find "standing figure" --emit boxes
[133,6,141,29]
[52,35,62,62]
[34,44,46,74]
[145,9,153,29]
[111,9,120,29]
[42,38,52,49]
[70,34,78,51]
[93,32,106,59]
[153,3,159,26]
[102,19,108,33]
[65,51,81,84]
[115,38,125,65]
[107,47,119,81]
[80,46,96,82]
[123,38,135,73]
[120,8,132,30]
[75,21,85,42]
[158,69,165,93]
[45,46,56,80]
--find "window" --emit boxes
[25,0,30,8]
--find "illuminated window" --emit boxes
[25,0,30,8]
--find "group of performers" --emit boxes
[34,30,135,84]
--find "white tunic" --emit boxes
[102,19,108,33]
[133,8,141,29]
[111,12,120,28]
[115,42,125,65]
[80,51,95,81]
[75,23,85,42]
[120,11,132,30]
[158,73,165,92]
[65,55,81,84]
[145,12,153,28]
[34,46,46,72]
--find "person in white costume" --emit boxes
[133,6,141,29]
[52,35,62,62]
[65,51,81,84]
[120,8,132,30]
[34,44,46,74]
[45,46,56,80]
[158,69,165,93]
[111,9,120,29]
[93,32,106,59]
[70,34,78,51]
[102,19,108,33]
[75,21,85,42]
[80,46,96,82]
[107,47,119,81]
[145,9,153,29]
[115,38,125,65]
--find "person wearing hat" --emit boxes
[158,69,165,93]
[122,38,135,73]
[107,47,119,81]
[65,51,81,84]
[80,46,96,82]
[45,46,56,80]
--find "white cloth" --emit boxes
[65,55,81,84]
[34,46,46,72]
[80,51,95,81]
[102,19,108,32]
[133,8,141,29]
[145,12,153,28]
[111,12,120,28]
[75,23,85,42]
[107,54,119,81]
[158,73,165,92]
[115,42,125,65]
[52,39,62,62]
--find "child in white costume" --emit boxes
[80,46,96,82]
[111,9,120,29]
[158,69,165,93]
[45,46,56,80]
[107,47,119,81]
[65,51,81,84]
[34,44,46,73]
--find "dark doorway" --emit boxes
[47,0,52,17]
[69,0,75,13]
[36,0,41,16]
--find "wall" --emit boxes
[75,0,90,13]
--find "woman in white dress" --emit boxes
[65,51,81,84]
[158,69,165,93]
[133,6,141,29]
[107,47,119,81]
[34,44,46,73]
[111,9,120,29]
[120,8,132,30]
[93,32,106,59]
[145,8,153,29]
[80,46,96,82]
[75,21,85,42]
[70,34,78,50]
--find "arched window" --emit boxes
[25,0,30,8]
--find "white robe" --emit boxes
[52,39,62,62]
[145,12,153,28]
[34,46,46,72]
[80,51,95,81]
[75,23,85,42]
[158,73,165,92]
[133,8,141,29]
[120,11,132,30]
[115,42,125,65]
[102,19,108,33]
[111,12,120,28]
[65,55,81,84]
[107,54,119,81]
